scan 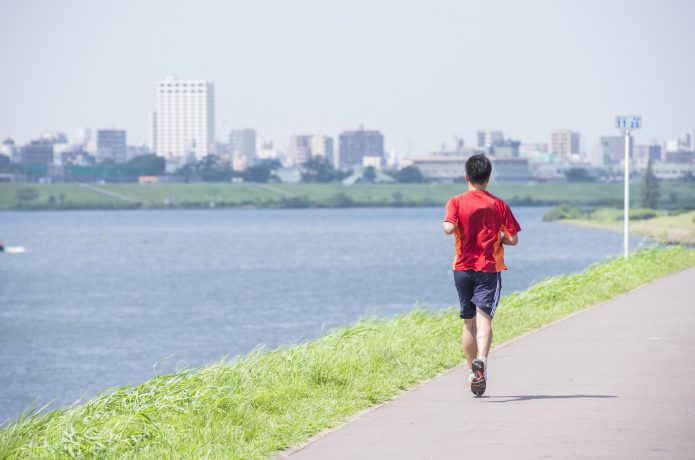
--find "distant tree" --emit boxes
[243,160,281,183]
[197,155,232,182]
[640,158,660,209]
[126,154,165,175]
[174,163,198,182]
[395,165,425,183]
[301,157,338,183]
[564,167,595,182]
[362,166,377,183]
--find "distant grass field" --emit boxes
[0,184,129,209]
[0,181,693,210]
[1,247,694,459]
[560,209,695,245]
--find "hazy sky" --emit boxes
[1,0,694,155]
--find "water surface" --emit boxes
[0,207,646,422]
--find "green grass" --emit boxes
[547,205,695,245]
[2,182,693,210]
[0,184,126,209]
[2,246,694,459]
[102,184,280,207]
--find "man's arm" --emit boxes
[443,221,456,235]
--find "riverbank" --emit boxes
[544,205,695,245]
[2,182,694,210]
[2,246,694,459]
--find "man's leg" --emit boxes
[475,308,493,359]
[462,318,477,371]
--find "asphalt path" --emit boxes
[281,266,695,459]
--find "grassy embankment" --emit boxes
[1,181,694,210]
[544,205,695,245]
[2,246,694,459]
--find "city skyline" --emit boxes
[1,0,694,153]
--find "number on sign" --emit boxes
[615,115,641,130]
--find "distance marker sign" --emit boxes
[615,115,642,130]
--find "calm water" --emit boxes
[0,207,647,422]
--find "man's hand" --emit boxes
[501,233,518,246]
[443,221,456,235]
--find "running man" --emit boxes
[443,154,521,396]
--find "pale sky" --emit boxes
[1,0,694,155]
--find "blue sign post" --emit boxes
[615,115,642,258]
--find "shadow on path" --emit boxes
[483,394,618,403]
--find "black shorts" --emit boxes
[453,270,502,319]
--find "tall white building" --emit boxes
[153,77,214,168]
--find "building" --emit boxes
[289,134,334,166]
[153,77,215,168]
[665,132,695,153]
[97,129,127,163]
[476,130,504,149]
[492,140,521,157]
[652,162,695,180]
[338,126,383,169]
[289,135,312,166]
[0,138,17,162]
[664,150,694,164]
[229,129,256,159]
[311,135,334,164]
[551,130,580,157]
[634,144,662,168]
[408,156,531,182]
[20,139,54,165]
[74,127,91,147]
[599,135,632,164]
[148,112,157,153]
[256,139,278,160]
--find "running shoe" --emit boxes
[470,358,486,397]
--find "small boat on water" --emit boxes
[0,241,26,254]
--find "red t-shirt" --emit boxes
[444,190,521,272]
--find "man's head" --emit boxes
[465,154,492,186]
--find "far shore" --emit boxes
[2,181,694,211]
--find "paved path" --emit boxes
[246,182,297,197]
[75,183,138,203]
[282,267,695,459]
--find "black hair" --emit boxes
[465,154,492,184]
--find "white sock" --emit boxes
[478,357,488,377]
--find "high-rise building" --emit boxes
[97,129,127,163]
[338,127,383,169]
[476,130,504,149]
[153,77,215,165]
[289,134,334,166]
[229,129,257,159]
[289,135,313,166]
[551,130,580,157]
[311,135,334,163]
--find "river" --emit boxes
[0,207,647,422]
